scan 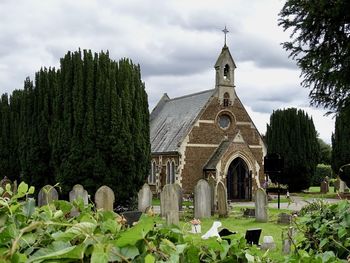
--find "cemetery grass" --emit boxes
[292,186,339,199]
[154,207,291,262]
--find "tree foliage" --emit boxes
[279,0,350,111]
[0,50,150,204]
[318,138,332,165]
[266,108,320,191]
[332,107,350,186]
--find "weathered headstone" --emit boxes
[173,183,183,211]
[138,183,152,212]
[243,208,255,217]
[194,179,211,219]
[160,184,179,218]
[217,181,228,217]
[282,227,295,254]
[339,179,346,193]
[208,177,216,215]
[277,212,292,224]
[320,180,329,193]
[69,184,88,217]
[255,188,268,222]
[166,210,179,226]
[261,236,276,250]
[95,185,115,211]
[38,185,59,207]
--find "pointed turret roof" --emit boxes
[214,45,236,69]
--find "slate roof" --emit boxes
[150,89,214,153]
[203,139,231,170]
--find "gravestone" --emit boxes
[277,212,292,224]
[194,179,211,219]
[160,184,179,218]
[138,183,152,212]
[216,181,228,217]
[243,208,255,217]
[255,188,268,222]
[174,183,183,211]
[69,184,88,217]
[339,179,346,193]
[208,177,216,215]
[38,185,59,207]
[282,227,295,254]
[320,180,329,193]
[95,185,115,211]
[166,210,179,226]
[261,236,276,250]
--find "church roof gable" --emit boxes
[203,138,232,170]
[150,89,214,153]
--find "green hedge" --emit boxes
[311,164,333,186]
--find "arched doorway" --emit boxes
[226,157,252,200]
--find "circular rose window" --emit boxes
[218,114,231,129]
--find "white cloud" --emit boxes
[0,0,334,143]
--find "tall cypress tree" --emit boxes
[332,107,350,186]
[0,49,150,205]
[266,108,320,191]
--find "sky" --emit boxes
[0,0,335,143]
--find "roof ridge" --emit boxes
[168,89,214,101]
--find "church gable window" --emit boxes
[217,113,232,130]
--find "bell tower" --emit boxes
[214,26,236,106]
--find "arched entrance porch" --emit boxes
[226,157,252,200]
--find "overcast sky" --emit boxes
[0,0,334,143]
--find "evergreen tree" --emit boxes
[266,108,320,191]
[332,107,350,186]
[0,50,150,205]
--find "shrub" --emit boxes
[310,164,333,186]
[295,200,350,259]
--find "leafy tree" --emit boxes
[318,138,332,165]
[332,106,350,186]
[311,164,332,186]
[279,0,350,111]
[266,108,320,191]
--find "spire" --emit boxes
[222,26,229,47]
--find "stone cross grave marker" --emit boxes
[95,185,115,211]
[217,181,228,217]
[38,185,59,207]
[194,179,211,219]
[255,188,268,222]
[69,184,88,217]
[160,184,179,223]
[138,183,152,212]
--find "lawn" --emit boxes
[292,186,340,199]
[154,206,292,262]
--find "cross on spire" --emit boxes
[222,26,229,46]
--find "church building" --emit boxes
[149,41,266,201]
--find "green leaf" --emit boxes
[66,222,96,236]
[145,254,155,263]
[17,182,28,197]
[319,238,328,249]
[101,219,118,234]
[28,186,35,195]
[185,245,200,263]
[11,252,27,263]
[219,240,230,260]
[91,243,109,263]
[245,253,255,263]
[22,198,36,218]
[337,227,347,238]
[120,245,139,260]
[115,215,154,247]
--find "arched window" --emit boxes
[223,92,230,107]
[170,161,176,184]
[166,161,171,184]
[223,64,230,80]
[148,161,157,184]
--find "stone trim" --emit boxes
[198,120,215,124]
[187,143,219,148]
[249,145,263,148]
